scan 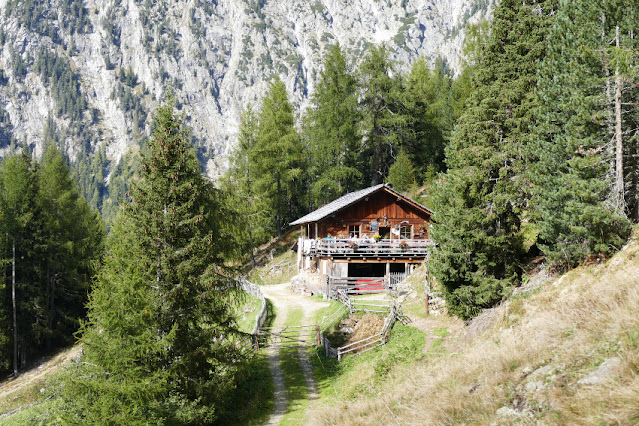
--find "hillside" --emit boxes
[304,230,639,424]
[1,228,638,423]
[0,0,495,186]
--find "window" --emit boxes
[400,225,412,239]
[348,225,360,238]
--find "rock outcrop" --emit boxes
[0,0,496,181]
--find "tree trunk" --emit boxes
[248,223,256,268]
[276,172,282,238]
[615,26,625,211]
[12,240,18,377]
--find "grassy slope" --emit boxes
[305,233,639,425]
[247,230,299,286]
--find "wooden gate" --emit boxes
[256,325,321,349]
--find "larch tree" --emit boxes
[359,44,407,185]
[402,57,455,179]
[58,102,242,423]
[36,143,104,349]
[222,104,270,266]
[304,43,363,206]
[253,77,304,238]
[387,149,416,192]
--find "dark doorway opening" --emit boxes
[390,263,405,273]
[348,263,385,277]
[378,227,391,239]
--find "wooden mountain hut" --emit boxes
[291,184,434,293]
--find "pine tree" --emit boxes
[58,102,242,423]
[528,0,631,267]
[304,43,363,206]
[430,0,557,319]
[253,77,304,238]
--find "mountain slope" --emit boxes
[0,0,496,189]
[306,230,639,424]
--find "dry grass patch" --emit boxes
[306,236,639,425]
[342,313,385,351]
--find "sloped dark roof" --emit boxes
[290,184,433,226]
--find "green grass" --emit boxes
[1,397,57,424]
[0,375,54,424]
[313,298,346,328]
[278,308,311,425]
[217,300,277,425]
[311,324,426,403]
[233,292,264,334]
[215,354,274,426]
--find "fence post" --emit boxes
[316,325,321,346]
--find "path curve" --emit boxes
[260,283,329,425]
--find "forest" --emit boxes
[0,0,637,422]
[224,0,639,319]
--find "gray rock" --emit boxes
[578,358,622,385]
[529,364,554,380]
[524,380,545,394]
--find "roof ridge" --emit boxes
[290,184,431,226]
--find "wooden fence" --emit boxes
[238,276,404,362]
[321,283,403,361]
[335,301,401,361]
[239,278,268,335]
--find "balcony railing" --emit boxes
[301,238,433,259]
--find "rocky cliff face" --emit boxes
[0,0,495,182]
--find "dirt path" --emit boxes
[260,283,329,425]
[0,345,81,419]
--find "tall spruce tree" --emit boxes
[253,77,304,237]
[304,43,363,206]
[58,103,242,423]
[430,0,557,319]
[528,0,631,267]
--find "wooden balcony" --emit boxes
[301,238,433,260]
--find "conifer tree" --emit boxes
[430,0,557,319]
[528,0,631,266]
[0,152,40,375]
[387,149,415,192]
[58,102,242,423]
[305,43,363,206]
[359,44,406,185]
[253,77,304,237]
[37,144,104,349]
[222,104,270,266]
[403,58,454,177]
